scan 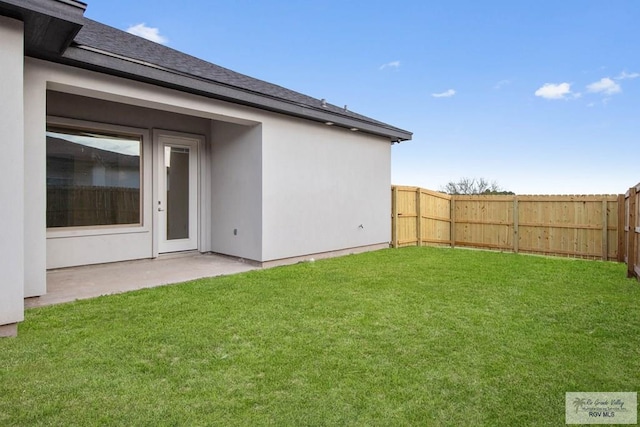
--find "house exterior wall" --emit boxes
[210,121,263,261]
[261,115,392,261]
[23,59,48,297]
[0,16,25,326]
[23,57,391,276]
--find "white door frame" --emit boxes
[153,130,202,255]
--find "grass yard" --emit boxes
[1,247,639,426]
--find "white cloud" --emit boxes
[616,71,640,80]
[586,77,621,95]
[126,23,168,44]
[379,60,400,70]
[494,79,511,89]
[431,89,456,98]
[534,82,573,100]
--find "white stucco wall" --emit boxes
[24,58,392,272]
[23,63,48,296]
[261,115,392,261]
[210,122,263,261]
[0,16,25,325]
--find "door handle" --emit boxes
[158,207,165,212]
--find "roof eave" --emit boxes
[53,45,412,142]
[0,0,86,54]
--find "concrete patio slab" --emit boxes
[26,252,259,308]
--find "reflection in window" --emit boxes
[46,126,141,227]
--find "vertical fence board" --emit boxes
[628,186,638,278]
[416,189,422,246]
[625,193,630,264]
[635,185,640,279]
[617,195,625,262]
[513,197,519,253]
[450,198,456,248]
[391,186,398,248]
[604,199,618,261]
[602,199,608,260]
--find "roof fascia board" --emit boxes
[59,46,412,141]
[1,0,85,23]
[0,0,86,54]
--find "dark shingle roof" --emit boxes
[2,1,411,140]
[65,18,411,141]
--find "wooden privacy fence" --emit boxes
[47,186,140,227]
[391,186,622,261]
[623,183,640,279]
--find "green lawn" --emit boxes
[1,247,639,426]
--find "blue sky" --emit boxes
[84,1,640,195]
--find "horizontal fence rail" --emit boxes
[391,186,622,261]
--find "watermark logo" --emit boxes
[566,392,637,424]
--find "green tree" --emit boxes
[440,177,514,195]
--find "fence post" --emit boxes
[391,186,398,248]
[628,187,637,278]
[416,188,422,247]
[617,194,625,262]
[602,199,608,261]
[513,197,519,254]
[450,197,456,248]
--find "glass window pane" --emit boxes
[166,147,190,240]
[46,127,141,227]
